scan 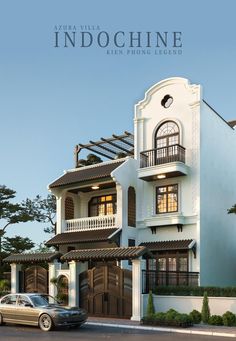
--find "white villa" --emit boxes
[5,77,236,321]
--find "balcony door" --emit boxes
[155,121,179,163]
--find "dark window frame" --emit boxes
[147,250,188,272]
[89,193,117,217]
[156,184,178,214]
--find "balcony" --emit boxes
[142,270,199,293]
[138,144,189,181]
[65,214,117,232]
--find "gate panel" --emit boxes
[79,265,132,318]
[24,266,48,293]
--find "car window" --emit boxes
[31,295,49,307]
[1,295,17,305]
[18,295,31,306]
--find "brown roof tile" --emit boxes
[3,252,61,264]
[140,239,195,251]
[45,228,119,246]
[61,246,150,261]
[49,160,124,188]
[228,120,236,128]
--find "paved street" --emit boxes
[0,324,232,341]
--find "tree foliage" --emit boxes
[146,290,155,316]
[78,153,103,167]
[2,235,35,254]
[25,194,56,234]
[0,185,36,235]
[228,204,236,214]
[201,291,210,323]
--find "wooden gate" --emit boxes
[79,265,132,318]
[21,266,48,293]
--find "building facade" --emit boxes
[5,77,236,320]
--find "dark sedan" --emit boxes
[0,293,87,331]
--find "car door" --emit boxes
[0,294,18,322]
[16,295,39,325]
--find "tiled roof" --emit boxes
[49,160,124,188]
[3,252,61,264]
[61,246,150,261]
[140,239,195,251]
[228,120,236,128]
[45,228,119,246]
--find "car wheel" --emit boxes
[39,314,53,331]
[0,313,4,326]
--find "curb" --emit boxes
[86,321,236,338]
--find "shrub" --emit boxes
[175,313,193,325]
[189,309,202,324]
[222,311,236,326]
[201,291,210,323]
[166,309,178,320]
[208,315,223,326]
[154,312,166,321]
[146,291,155,316]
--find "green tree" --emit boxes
[228,204,236,214]
[78,153,103,167]
[25,194,56,234]
[201,291,210,323]
[0,185,36,253]
[146,290,155,316]
[2,235,35,254]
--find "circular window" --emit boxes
[161,95,173,108]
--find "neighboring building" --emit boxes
[5,77,236,320]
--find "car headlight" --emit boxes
[58,312,70,318]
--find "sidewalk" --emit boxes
[87,317,236,338]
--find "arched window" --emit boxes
[128,187,136,227]
[65,196,74,220]
[155,121,180,161]
[155,121,179,148]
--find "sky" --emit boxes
[0,0,236,245]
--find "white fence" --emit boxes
[142,294,236,317]
[65,214,117,232]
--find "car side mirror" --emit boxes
[24,303,33,307]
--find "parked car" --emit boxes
[0,293,87,331]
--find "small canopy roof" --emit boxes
[61,246,152,262]
[3,252,61,264]
[45,228,120,246]
[140,239,195,251]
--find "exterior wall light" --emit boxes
[91,185,100,190]
[157,174,166,179]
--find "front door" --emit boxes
[79,265,132,318]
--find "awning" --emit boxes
[140,239,196,252]
[61,246,151,262]
[49,160,124,189]
[3,252,61,264]
[45,228,120,246]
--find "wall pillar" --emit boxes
[131,258,146,321]
[48,260,60,297]
[10,263,22,294]
[69,261,78,307]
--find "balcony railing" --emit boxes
[65,214,117,232]
[142,270,199,293]
[140,144,185,168]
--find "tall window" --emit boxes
[65,197,74,220]
[156,121,179,148]
[157,184,178,214]
[128,187,136,227]
[155,121,179,160]
[89,194,116,217]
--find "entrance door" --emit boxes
[79,265,132,318]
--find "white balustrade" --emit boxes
[65,214,117,232]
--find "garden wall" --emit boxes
[142,294,236,317]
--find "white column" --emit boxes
[10,263,22,294]
[48,260,60,297]
[131,258,146,321]
[69,261,78,307]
